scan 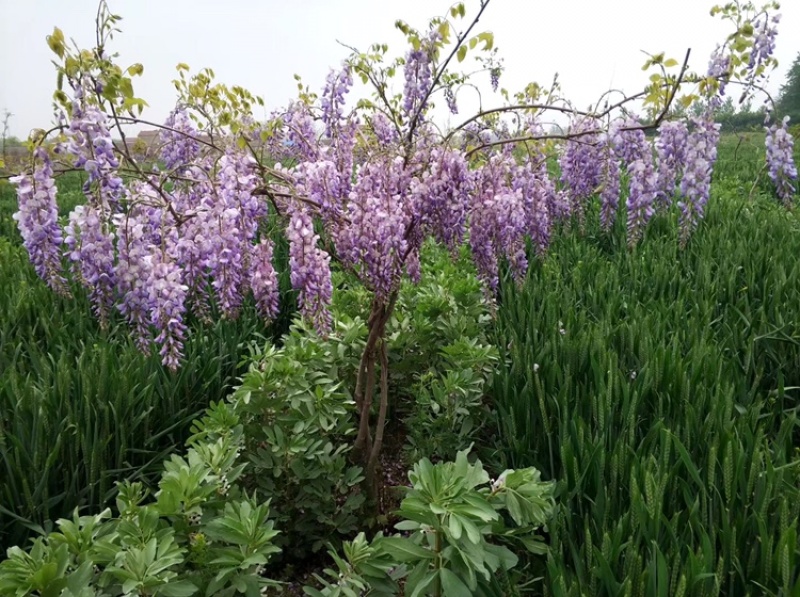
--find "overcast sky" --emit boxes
[1,0,798,138]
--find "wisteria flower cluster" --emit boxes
[612,120,657,246]
[654,121,689,208]
[678,111,721,246]
[160,107,200,171]
[9,0,791,374]
[765,115,798,206]
[11,148,69,296]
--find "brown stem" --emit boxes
[353,355,376,458]
[365,340,390,491]
[353,298,384,411]
[351,292,399,467]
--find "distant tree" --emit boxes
[777,52,800,123]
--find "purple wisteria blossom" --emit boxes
[63,95,124,210]
[371,112,399,147]
[170,166,216,321]
[625,157,657,248]
[284,102,319,161]
[207,152,261,318]
[160,107,200,171]
[114,196,158,352]
[707,47,732,96]
[678,112,721,246]
[286,204,333,332]
[65,204,117,326]
[560,118,603,224]
[489,68,501,93]
[512,158,551,256]
[654,121,689,208]
[295,159,347,231]
[249,238,280,321]
[749,14,781,76]
[411,147,472,253]
[765,115,798,206]
[612,120,657,247]
[403,38,434,118]
[115,194,188,371]
[11,147,69,295]
[148,253,188,371]
[340,157,411,301]
[444,87,458,115]
[600,147,621,232]
[469,154,529,289]
[321,64,353,138]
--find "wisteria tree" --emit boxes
[8,0,795,490]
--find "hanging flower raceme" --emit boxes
[320,64,353,138]
[625,156,657,248]
[339,157,411,301]
[402,36,434,119]
[511,159,551,256]
[160,107,200,171]
[169,166,217,320]
[286,203,333,332]
[749,14,781,78]
[114,194,158,353]
[148,250,189,372]
[599,144,622,232]
[65,204,117,326]
[559,117,603,223]
[371,112,398,148]
[765,115,798,206]
[411,147,472,254]
[654,121,689,208]
[11,147,69,295]
[469,155,529,290]
[284,102,319,161]
[678,111,721,246]
[444,87,458,115]
[63,94,124,211]
[707,46,732,96]
[249,238,280,321]
[612,119,657,247]
[206,152,260,319]
[295,159,347,231]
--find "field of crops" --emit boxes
[0,130,798,595]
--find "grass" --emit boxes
[489,173,800,595]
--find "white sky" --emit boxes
[1,0,798,138]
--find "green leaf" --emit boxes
[439,568,471,596]
[457,46,467,63]
[158,580,199,596]
[381,537,434,562]
[448,514,463,540]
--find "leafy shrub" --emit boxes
[309,448,555,596]
[387,248,498,461]
[227,317,368,558]
[0,423,282,596]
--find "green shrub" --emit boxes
[309,448,555,596]
[227,317,368,558]
[387,248,498,461]
[0,423,282,596]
